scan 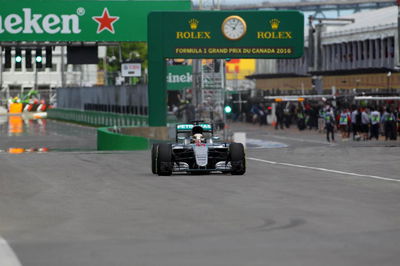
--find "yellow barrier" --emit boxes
[9,103,23,113]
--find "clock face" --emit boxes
[222,16,247,40]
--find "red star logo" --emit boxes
[92,8,119,34]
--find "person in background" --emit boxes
[381,107,396,140]
[297,107,306,130]
[339,108,350,139]
[258,103,267,126]
[350,106,359,140]
[250,104,260,125]
[369,106,380,140]
[275,103,284,130]
[324,106,335,143]
[318,105,325,133]
[360,108,370,141]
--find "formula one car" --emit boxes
[151,121,246,176]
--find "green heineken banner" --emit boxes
[166,65,192,91]
[0,0,190,42]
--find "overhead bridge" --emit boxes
[209,0,396,13]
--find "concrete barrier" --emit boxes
[47,108,173,151]
[97,127,150,151]
[97,126,170,151]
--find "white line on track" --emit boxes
[0,237,22,266]
[248,157,400,183]
[268,135,332,145]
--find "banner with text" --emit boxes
[166,65,192,91]
[149,11,304,59]
[0,0,190,41]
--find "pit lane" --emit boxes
[0,119,399,266]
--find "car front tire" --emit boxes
[229,143,246,175]
[157,143,173,176]
[151,143,159,174]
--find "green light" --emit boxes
[35,56,42,63]
[224,105,232,114]
[15,56,22,63]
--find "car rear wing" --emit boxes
[176,123,213,134]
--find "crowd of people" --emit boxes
[246,101,400,142]
[169,98,400,143]
[322,104,399,142]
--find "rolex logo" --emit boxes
[189,18,199,30]
[269,19,280,30]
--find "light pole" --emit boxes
[397,0,400,67]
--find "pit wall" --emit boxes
[97,126,169,151]
[47,108,174,151]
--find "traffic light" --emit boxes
[45,47,52,68]
[4,47,11,68]
[35,48,42,68]
[15,48,22,69]
[224,105,232,114]
[25,49,32,69]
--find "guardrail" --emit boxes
[47,108,148,127]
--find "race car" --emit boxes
[151,121,246,176]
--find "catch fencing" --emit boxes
[56,85,148,115]
[47,108,148,127]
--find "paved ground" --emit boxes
[0,116,96,151]
[0,118,399,266]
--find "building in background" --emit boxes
[248,5,400,96]
[225,59,256,93]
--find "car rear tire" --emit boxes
[229,143,246,175]
[157,143,173,176]
[151,144,159,174]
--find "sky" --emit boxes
[191,0,356,23]
[192,0,313,5]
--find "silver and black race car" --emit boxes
[151,121,246,176]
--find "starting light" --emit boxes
[224,105,232,114]
[5,48,11,68]
[15,48,22,69]
[35,48,43,68]
[25,49,32,68]
[45,47,52,68]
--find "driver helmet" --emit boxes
[192,126,204,142]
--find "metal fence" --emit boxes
[56,85,148,115]
[47,108,148,127]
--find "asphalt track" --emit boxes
[0,119,399,266]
